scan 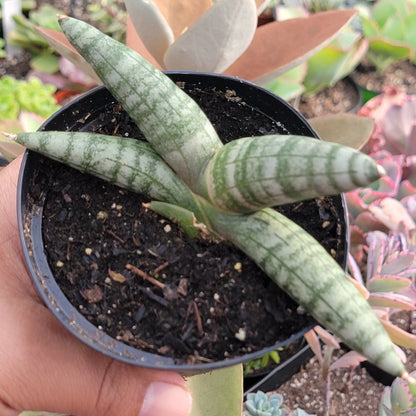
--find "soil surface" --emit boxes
[28,82,346,365]
[351,59,416,94]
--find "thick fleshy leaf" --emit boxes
[382,319,416,350]
[125,17,163,68]
[329,350,366,371]
[124,0,174,66]
[367,275,412,293]
[391,377,413,411]
[368,198,416,231]
[34,26,101,84]
[164,0,257,73]
[368,292,416,310]
[381,253,416,275]
[186,365,243,416]
[309,114,374,150]
[304,328,323,364]
[224,9,356,85]
[197,134,382,213]
[151,0,212,39]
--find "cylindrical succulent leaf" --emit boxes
[15,131,202,216]
[58,16,223,189]
[205,204,406,378]
[197,135,384,213]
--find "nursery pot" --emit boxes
[17,72,349,376]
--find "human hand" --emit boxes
[0,156,192,416]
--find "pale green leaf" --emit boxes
[164,0,257,73]
[367,275,412,293]
[30,52,59,73]
[186,365,243,416]
[124,0,174,66]
[308,114,374,150]
[368,293,415,310]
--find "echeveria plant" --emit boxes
[9,16,413,383]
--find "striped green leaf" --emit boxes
[198,135,383,213]
[205,203,406,377]
[16,131,201,216]
[58,16,223,189]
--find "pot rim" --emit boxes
[17,71,348,374]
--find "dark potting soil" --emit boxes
[33,82,346,365]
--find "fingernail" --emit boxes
[139,381,192,416]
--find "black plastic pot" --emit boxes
[17,72,349,376]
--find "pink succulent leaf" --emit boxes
[367,275,412,293]
[381,253,416,275]
[405,123,416,157]
[304,328,323,364]
[401,409,416,416]
[347,252,365,285]
[368,198,416,232]
[344,191,370,217]
[25,69,69,89]
[314,325,340,349]
[391,377,414,411]
[366,231,389,278]
[328,350,366,372]
[355,211,390,233]
[399,181,416,200]
[368,292,416,310]
[59,57,98,88]
[358,86,408,123]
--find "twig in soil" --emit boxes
[138,286,169,307]
[152,261,170,276]
[106,229,126,245]
[126,263,166,289]
[189,300,204,337]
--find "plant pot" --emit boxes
[17,71,349,376]
[293,76,363,118]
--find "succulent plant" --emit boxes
[379,371,416,416]
[359,0,416,72]
[8,16,412,383]
[245,391,315,416]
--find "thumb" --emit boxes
[1,285,192,416]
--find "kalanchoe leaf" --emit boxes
[367,275,412,292]
[391,377,413,412]
[381,254,416,276]
[368,292,416,310]
[198,134,384,213]
[380,319,416,350]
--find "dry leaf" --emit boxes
[225,9,356,84]
[164,0,257,73]
[124,0,174,66]
[108,268,127,283]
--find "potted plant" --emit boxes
[10,16,414,414]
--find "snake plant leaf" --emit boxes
[124,0,174,66]
[146,201,209,239]
[164,0,257,73]
[206,205,406,377]
[59,16,223,188]
[197,134,383,213]
[308,114,374,150]
[186,365,243,416]
[14,131,202,216]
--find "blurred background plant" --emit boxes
[359,0,416,73]
[244,391,315,416]
[379,370,416,415]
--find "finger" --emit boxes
[0,298,192,416]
